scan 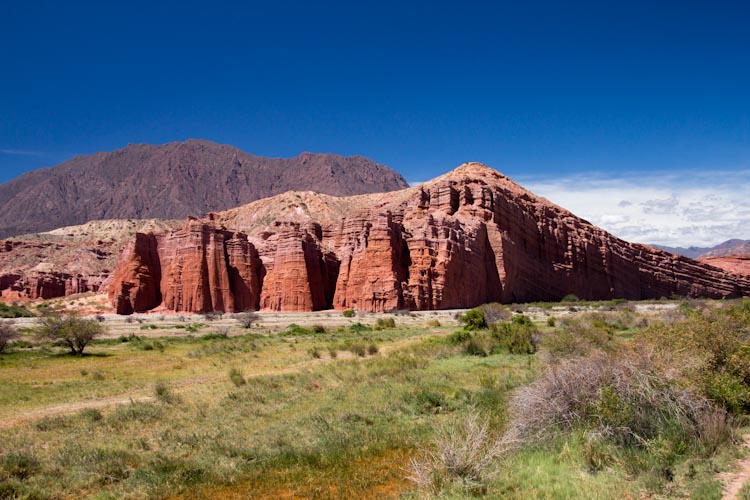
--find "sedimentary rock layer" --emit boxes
[698,256,750,277]
[108,163,750,314]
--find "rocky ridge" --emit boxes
[108,163,750,314]
[0,139,408,237]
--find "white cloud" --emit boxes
[519,169,750,247]
[0,149,45,156]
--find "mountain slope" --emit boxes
[0,139,408,238]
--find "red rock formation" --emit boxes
[698,256,750,277]
[260,223,338,311]
[108,163,750,314]
[109,217,264,314]
[108,233,161,314]
[332,212,409,312]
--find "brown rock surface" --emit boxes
[698,256,750,277]
[0,219,181,303]
[109,217,264,314]
[106,162,750,314]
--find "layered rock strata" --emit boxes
[698,256,750,277]
[109,217,264,314]
[108,163,750,313]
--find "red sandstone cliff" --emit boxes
[107,163,750,314]
[109,217,264,314]
[698,256,750,277]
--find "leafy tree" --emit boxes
[35,312,104,355]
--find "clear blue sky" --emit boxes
[2,0,749,185]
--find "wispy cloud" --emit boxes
[520,169,750,247]
[0,149,46,156]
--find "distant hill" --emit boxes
[653,239,750,259]
[0,139,408,238]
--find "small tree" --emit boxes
[36,312,104,355]
[236,311,259,329]
[0,322,19,353]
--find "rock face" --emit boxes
[0,219,181,304]
[259,223,339,312]
[108,163,750,314]
[109,217,264,314]
[0,240,111,301]
[698,256,750,277]
[0,140,408,238]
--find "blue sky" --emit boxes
[2,1,749,245]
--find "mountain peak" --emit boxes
[0,141,408,237]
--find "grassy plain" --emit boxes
[0,301,747,499]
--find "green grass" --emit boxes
[0,304,747,499]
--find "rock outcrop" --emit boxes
[698,256,750,277]
[107,163,750,314]
[0,219,181,304]
[109,217,263,314]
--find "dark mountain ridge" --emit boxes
[0,139,408,238]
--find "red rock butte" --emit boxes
[108,163,750,314]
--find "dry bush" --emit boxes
[479,303,511,326]
[506,350,733,450]
[407,412,516,494]
[235,311,259,329]
[0,322,19,353]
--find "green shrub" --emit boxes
[349,322,371,332]
[284,323,311,335]
[447,329,472,345]
[466,336,490,356]
[0,452,40,480]
[374,317,396,329]
[79,408,104,422]
[493,316,538,354]
[311,324,326,333]
[154,382,180,404]
[228,368,246,387]
[348,342,367,357]
[342,309,355,318]
[460,309,487,330]
[0,302,34,318]
[639,303,750,413]
[426,319,441,328]
[547,316,556,327]
[367,343,379,355]
[541,315,614,359]
[561,294,580,303]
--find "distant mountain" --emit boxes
[0,139,409,238]
[653,239,750,259]
[699,239,750,258]
[651,244,711,259]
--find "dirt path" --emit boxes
[0,331,443,429]
[722,435,750,500]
